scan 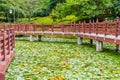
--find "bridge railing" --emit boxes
[0,28,15,80]
[1,17,120,37]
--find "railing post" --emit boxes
[89,20,93,44]
[52,23,54,32]
[81,22,83,32]
[70,22,72,32]
[25,24,27,32]
[92,20,95,33]
[9,29,13,54]
[116,17,120,52]
[96,19,98,35]
[78,21,81,32]
[42,23,44,32]
[33,24,36,32]
[12,28,15,49]
[6,29,10,58]
[18,24,20,32]
[1,30,6,65]
[89,20,91,34]
[61,22,64,33]
[83,20,85,33]
[4,24,5,30]
[116,17,119,37]
[74,22,76,32]
[105,18,108,36]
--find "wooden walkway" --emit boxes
[0,18,120,43]
[0,18,120,51]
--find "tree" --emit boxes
[34,0,65,17]
[0,0,9,22]
[17,0,41,22]
[51,0,113,21]
[34,0,51,16]
[113,0,120,16]
[0,0,118,23]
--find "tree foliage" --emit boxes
[0,0,120,23]
[113,0,120,16]
[51,0,114,21]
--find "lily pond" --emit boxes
[6,36,120,80]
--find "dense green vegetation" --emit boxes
[20,17,53,24]
[0,0,120,23]
[1,1,120,80]
[7,37,120,80]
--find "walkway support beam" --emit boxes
[96,40,103,51]
[30,35,34,42]
[77,37,82,45]
[38,35,41,41]
[90,39,93,44]
[116,45,120,52]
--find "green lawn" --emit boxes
[19,17,53,24]
[6,37,120,80]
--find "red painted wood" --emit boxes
[96,19,98,35]
[83,21,85,33]
[7,18,118,45]
[116,17,119,37]
[1,17,120,45]
[0,29,15,80]
[104,18,108,35]
[89,20,91,34]
[61,22,64,32]
[74,22,76,32]
[0,73,5,80]
[51,23,54,32]
[78,22,81,32]
[42,24,45,32]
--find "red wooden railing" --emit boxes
[0,18,120,44]
[0,18,120,42]
[0,29,15,80]
[1,18,118,36]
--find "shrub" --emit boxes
[61,15,77,23]
[33,17,53,24]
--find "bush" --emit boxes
[19,17,53,24]
[61,15,77,23]
[33,17,53,24]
